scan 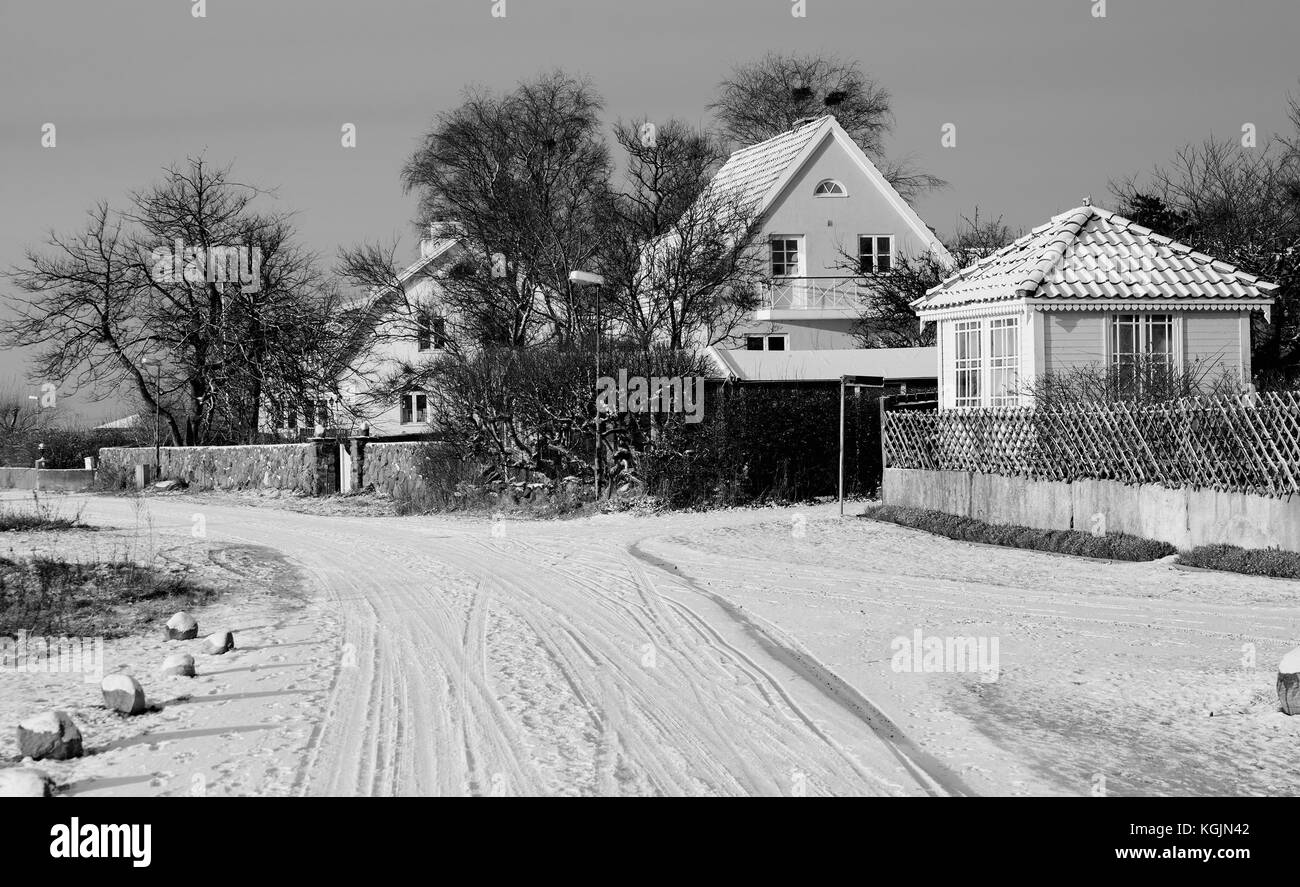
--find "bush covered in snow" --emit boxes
[863,505,1177,562]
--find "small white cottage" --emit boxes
[911,203,1277,409]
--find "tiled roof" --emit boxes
[915,205,1278,313]
[709,346,937,382]
[705,116,833,208]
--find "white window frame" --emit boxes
[1108,312,1180,395]
[813,179,847,197]
[769,235,804,278]
[415,312,447,353]
[400,392,428,425]
[744,333,790,352]
[858,235,895,274]
[953,320,982,409]
[988,317,1021,407]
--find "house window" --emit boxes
[858,235,894,274]
[770,238,801,277]
[813,179,846,197]
[1111,313,1175,395]
[953,320,982,409]
[988,317,1020,407]
[745,334,788,351]
[400,393,428,425]
[416,313,447,352]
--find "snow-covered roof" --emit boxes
[915,204,1277,315]
[682,116,951,263]
[709,347,937,382]
[94,414,146,430]
[708,116,833,208]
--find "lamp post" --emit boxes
[568,270,605,497]
[141,357,162,476]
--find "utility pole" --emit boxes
[142,357,162,477]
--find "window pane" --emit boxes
[768,336,786,351]
[746,336,764,351]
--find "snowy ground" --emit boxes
[2,490,1297,796]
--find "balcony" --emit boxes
[755,276,872,320]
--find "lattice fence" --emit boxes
[882,392,1300,498]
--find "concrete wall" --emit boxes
[99,444,321,494]
[0,468,97,492]
[883,467,1300,553]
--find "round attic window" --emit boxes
[814,179,846,197]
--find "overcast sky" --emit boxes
[1,0,1297,420]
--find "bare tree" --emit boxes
[597,118,766,350]
[1112,132,1300,385]
[400,70,611,349]
[1,157,341,445]
[848,209,1016,347]
[0,377,51,465]
[710,52,945,199]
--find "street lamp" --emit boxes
[568,270,605,496]
[141,357,163,476]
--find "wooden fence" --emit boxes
[882,392,1300,499]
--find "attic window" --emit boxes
[814,179,846,197]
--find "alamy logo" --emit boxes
[49,818,151,868]
[890,630,1000,682]
[0,631,104,683]
[595,370,705,423]
[149,239,262,292]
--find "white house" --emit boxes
[260,224,465,439]
[911,202,1278,410]
[697,115,950,361]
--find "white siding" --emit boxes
[1043,311,1107,374]
[1182,311,1244,381]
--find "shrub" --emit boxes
[0,493,86,532]
[642,384,899,509]
[0,556,217,638]
[863,504,1177,561]
[1178,544,1300,580]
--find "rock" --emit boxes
[202,631,235,655]
[1278,647,1300,715]
[0,768,53,798]
[164,611,198,641]
[16,712,84,761]
[154,479,185,491]
[101,674,147,715]
[161,653,196,678]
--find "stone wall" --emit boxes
[98,444,319,494]
[359,442,427,499]
[883,467,1300,553]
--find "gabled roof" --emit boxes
[915,204,1278,314]
[693,116,951,262]
[707,116,833,208]
[708,346,938,382]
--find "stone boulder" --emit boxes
[101,674,147,715]
[164,611,198,641]
[161,653,196,678]
[202,631,235,655]
[16,712,84,761]
[0,768,53,797]
[1278,647,1300,715]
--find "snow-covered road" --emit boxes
[13,492,1300,797]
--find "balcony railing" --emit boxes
[758,276,873,311]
